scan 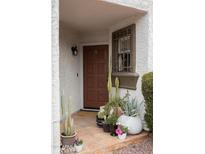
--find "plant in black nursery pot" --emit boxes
[97,77,125,134]
[96,106,106,127]
[102,119,110,132]
[106,114,119,136]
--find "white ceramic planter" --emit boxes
[118,133,127,140]
[117,115,142,134]
[74,144,83,153]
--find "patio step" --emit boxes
[79,131,149,154]
[92,132,149,154]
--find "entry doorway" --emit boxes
[83,45,109,108]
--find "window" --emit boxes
[112,24,136,73]
[112,24,139,90]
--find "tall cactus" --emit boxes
[107,55,112,101]
[115,77,120,98]
[61,94,75,136]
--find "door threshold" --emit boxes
[80,108,99,112]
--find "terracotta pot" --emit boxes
[61,132,77,145]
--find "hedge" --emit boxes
[142,72,153,131]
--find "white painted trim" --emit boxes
[80,41,109,46]
[52,0,60,153]
[81,108,99,112]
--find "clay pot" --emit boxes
[61,132,77,145]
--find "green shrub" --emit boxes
[142,72,153,131]
[105,114,119,125]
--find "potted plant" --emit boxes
[61,96,77,145]
[106,113,119,136]
[117,92,143,134]
[99,77,125,129]
[74,138,83,153]
[96,106,105,127]
[115,125,128,140]
[102,116,110,132]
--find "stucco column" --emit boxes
[52,0,60,153]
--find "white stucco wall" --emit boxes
[59,22,82,113]
[80,30,109,44]
[109,14,147,98]
[59,25,109,113]
[52,0,60,153]
[109,12,152,120]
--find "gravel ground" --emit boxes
[61,137,153,154]
[113,137,153,154]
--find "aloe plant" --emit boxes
[61,95,75,136]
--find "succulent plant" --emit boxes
[123,92,143,117]
[61,95,75,136]
[107,58,112,101]
[115,77,120,97]
[97,106,106,119]
[74,138,83,146]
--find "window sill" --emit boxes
[112,72,139,77]
[111,72,139,90]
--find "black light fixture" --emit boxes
[71,45,78,56]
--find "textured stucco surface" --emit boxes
[52,0,60,153]
[59,23,109,114]
[109,14,151,119]
[59,23,82,113]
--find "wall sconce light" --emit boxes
[71,45,78,56]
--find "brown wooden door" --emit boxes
[83,45,109,108]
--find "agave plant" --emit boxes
[123,94,143,117]
[61,95,75,136]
